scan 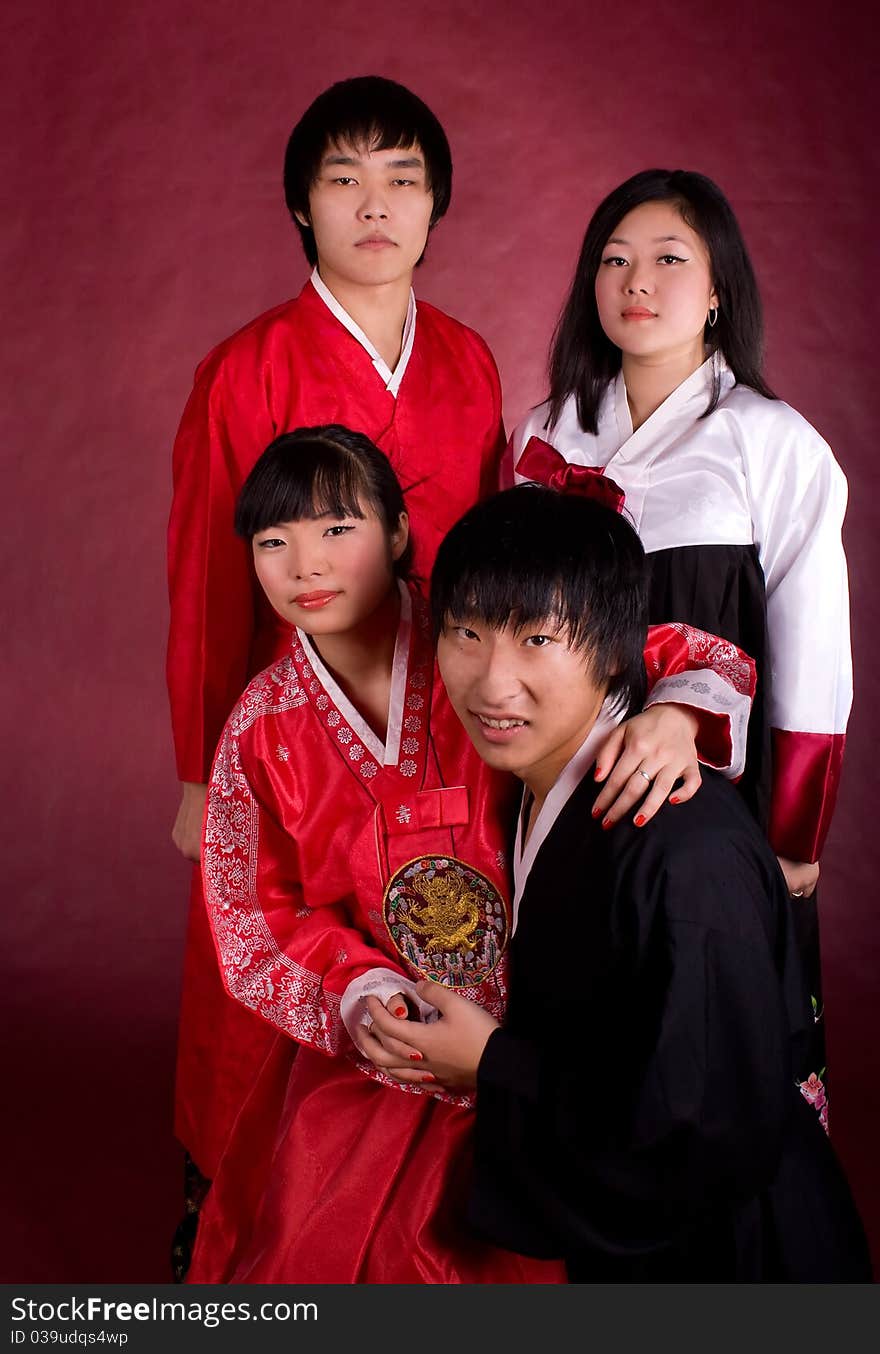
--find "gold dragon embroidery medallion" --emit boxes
[383,855,509,987]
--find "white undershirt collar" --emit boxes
[296,581,411,767]
[310,267,417,398]
[611,350,734,454]
[512,701,623,933]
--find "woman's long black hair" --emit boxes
[546,169,776,434]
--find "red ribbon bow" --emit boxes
[515,436,626,514]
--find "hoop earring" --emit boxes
[707,307,718,328]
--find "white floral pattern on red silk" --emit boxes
[287,594,432,793]
[641,621,757,780]
[654,622,756,697]
[202,662,345,1050]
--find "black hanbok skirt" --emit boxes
[647,542,827,1117]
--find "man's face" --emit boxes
[437,614,608,796]
[298,140,434,293]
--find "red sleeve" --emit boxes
[768,729,845,863]
[498,432,516,491]
[201,705,409,1056]
[166,353,277,782]
[643,622,757,778]
[475,337,506,501]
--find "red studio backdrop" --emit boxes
[3,0,877,1280]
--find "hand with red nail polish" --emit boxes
[385,992,411,1021]
[356,993,430,1088]
[591,703,703,831]
[363,983,500,1094]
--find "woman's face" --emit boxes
[252,499,408,638]
[594,200,718,367]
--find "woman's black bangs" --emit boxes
[241,454,369,536]
[307,460,370,521]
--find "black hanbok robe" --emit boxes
[468,749,870,1282]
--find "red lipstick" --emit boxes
[293,591,340,610]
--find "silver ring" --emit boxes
[791,890,805,898]
[637,769,652,783]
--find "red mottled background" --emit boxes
[3,0,877,1279]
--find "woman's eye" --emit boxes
[658,254,687,264]
[601,255,628,267]
[324,524,354,538]
[256,537,285,550]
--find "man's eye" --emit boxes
[453,626,479,640]
[333,176,357,186]
[524,635,554,647]
[391,178,415,187]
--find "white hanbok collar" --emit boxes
[607,351,735,466]
[297,581,411,767]
[512,702,622,933]
[310,266,417,397]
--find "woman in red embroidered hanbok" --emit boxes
[187,426,756,1283]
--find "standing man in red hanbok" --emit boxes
[166,76,505,1219]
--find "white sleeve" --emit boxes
[646,669,747,778]
[340,968,440,1042]
[743,401,852,737]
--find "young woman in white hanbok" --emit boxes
[508,170,851,1119]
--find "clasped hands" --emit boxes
[357,982,500,1093]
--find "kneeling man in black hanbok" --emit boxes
[367,483,871,1283]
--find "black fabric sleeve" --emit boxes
[474,827,794,1261]
[478,1028,543,1105]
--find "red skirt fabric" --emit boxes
[188,1036,565,1284]
[174,870,276,1179]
